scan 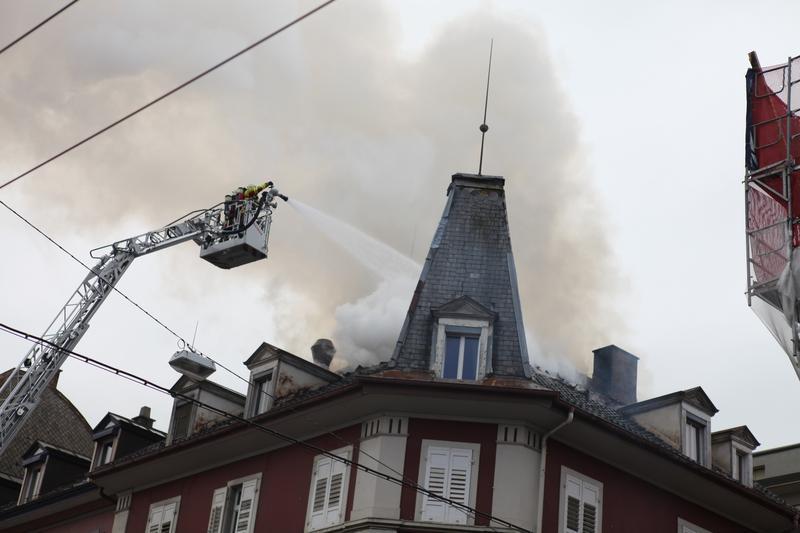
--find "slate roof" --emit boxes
[391,173,530,378]
[0,370,93,480]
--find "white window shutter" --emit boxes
[309,457,332,529]
[580,483,599,533]
[235,478,259,533]
[445,448,472,524]
[207,487,227,533]
[421,447,450,522]
[147,505,163,533]
[564,475,582,533]
[325,457,347,525]
[160,503,177,533]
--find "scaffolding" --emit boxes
[745,52,800,378]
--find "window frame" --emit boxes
[145,495,181,533]
[207,473,262,533]
[249,369,275,417]
[731,443,752,486]
[305,445,352,532]
[170,401,195,441]
[431,318,491,381]
[415,439,480,526]
[19,463,44,504]
[681,405,711,466]
[558,466,603,533]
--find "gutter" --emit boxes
[536,407,574,533]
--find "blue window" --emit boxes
[443,334,480,380]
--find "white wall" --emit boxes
[351,433,407,521]
[491,442,540,531]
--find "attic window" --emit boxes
[21,465,42,503]
[684,416,707,464]
[94,439,115,467]
[431,296,495,381]
[250,370,274,417]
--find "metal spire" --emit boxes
[478,39,494,176]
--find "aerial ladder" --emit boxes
[0,182,288,452]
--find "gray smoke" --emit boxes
[0,1,623,374]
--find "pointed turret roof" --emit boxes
[391,173,530,378]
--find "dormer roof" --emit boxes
[391,173,530,378]
[21,441,90,467]
[621,386,719,417]
[243,341,340,383]
[91,413,166,440]
[169,376,246,405]
[712,426,760,449]
[432,295,496,320]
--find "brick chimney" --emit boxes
[132,406,155,429]
[591,345,638,405]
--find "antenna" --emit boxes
[478,39,494,176]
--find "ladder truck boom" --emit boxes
[0,183,287,452]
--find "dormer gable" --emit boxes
[622,386,718,467]
[18,441,89,504]
[243,342,340,418]
[167,377,245,444]
[432,295,495,320]
[712,425,760,487]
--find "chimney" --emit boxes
[311,339,335,369]
[591,345,638,405]
[132,406,155,429]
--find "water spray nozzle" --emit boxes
[278,193,289,202]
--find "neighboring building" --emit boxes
[0,369,93,506]
[754,443,800,508]
[0,173,796,532]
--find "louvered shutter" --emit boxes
[445,448,472,524]
[421,447,450,522]
[309,457,332,529]
[564,476,582,533]
[325,456,347,525]
[207,487,227,533]
[160,503,177,533]
[235,478,259,533]
[580,483,599,533]
[147,505,163,533]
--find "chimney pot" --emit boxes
[132,405,155,429]
[311,339,335,369]
[591,345,638,405]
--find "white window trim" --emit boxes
[558,466,603,533]
[305,445,352,532]
[145,495,181,533]
[415,439,480,526]
[431,318,491,380]
[681,403,711,466]
[678,517,712,533]
[208,473,262,533]
[247,368,276,417]
[731,443,753,486]
[19,461,45,504]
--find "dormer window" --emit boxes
[94,439,115,467]
[444,331,480,379]
[251,370,274,417]
[684,416,707,463]
[20,465,42,503]
[431,296,495,381]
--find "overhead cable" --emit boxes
[0,1,79,57]
[0,0,338,192]
[0,321,531,533]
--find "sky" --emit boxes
[0,0,799,450]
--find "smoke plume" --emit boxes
[0,1,622,375]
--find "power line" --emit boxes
[0,0,338,192]
[0,321,530,532]
[0,198,490,530]
[0,1,79,57]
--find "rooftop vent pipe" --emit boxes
[311,339,335,369]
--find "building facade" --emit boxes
[0,174,795,533]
